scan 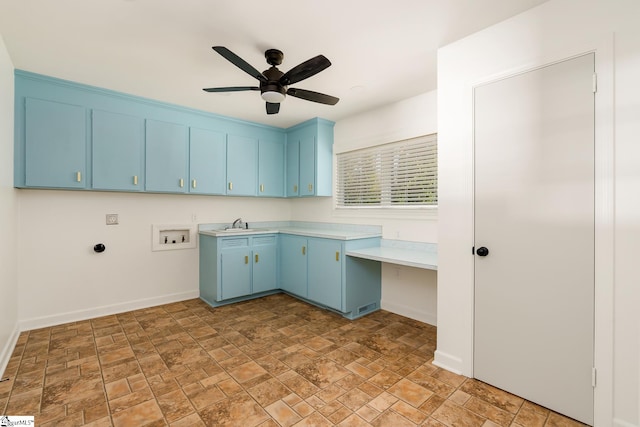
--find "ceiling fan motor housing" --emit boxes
[261,66,286,101]
[265,49,284,66]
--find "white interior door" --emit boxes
[474,53,595,425]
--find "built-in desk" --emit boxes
[346,240,437,270]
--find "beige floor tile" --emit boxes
[0,294,583,426]
[265,399,302,427]
[387,378,433,407]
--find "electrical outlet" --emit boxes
[106,214,119,225]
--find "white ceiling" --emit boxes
[0,0,548,128]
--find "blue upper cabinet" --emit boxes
[258,138,285,197]
[145,119,189,193]
[92,110,144,191]
[227,134,258,196]
[189,127,226,195]
[285,139,300,197]
[15,71,335,197]
[24,98,87,189]
[285,118,334,197]
[299,132,316,196]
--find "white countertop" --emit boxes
[276,227,381,240]
[346,244,438,270]
[199,228,276,237]
[199,227,381,240]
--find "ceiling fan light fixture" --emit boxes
[261,90,286,103]
[205,47,339,114]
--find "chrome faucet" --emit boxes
[232,217,244,229]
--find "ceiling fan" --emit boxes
[203,46,340,115]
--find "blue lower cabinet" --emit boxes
[252,236,278,293]
[220,246,252,300]
[199,234,278,306]
[279,234,308,298]
[279,234,382,319]
[308,238,342,311]
[201,232,381,319]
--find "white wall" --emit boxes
[13,88,439,331]
[0,34,19,376]
[437,0,639,425]
[291,91,439,325]
[17,191,290,328]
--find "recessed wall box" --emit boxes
[152,224,197,251]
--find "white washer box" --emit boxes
[152,224,197,251]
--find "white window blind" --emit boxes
[336,134,437,207]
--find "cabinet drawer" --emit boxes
[221,237,250,248]
[253,235,277,246]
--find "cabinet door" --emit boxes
[285,140,300,197]
[145,119,188,193]
[299,134,316,196]
[279,235,308,297]
[92,110,144,191]
[252,237,277,293]
[308,238,343,310]
[221,247,252,300]
[227,134,257,196]
[258,139,285,197]
[189,128,226,194]
[25,98,86,188]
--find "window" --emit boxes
[336,134,437,208]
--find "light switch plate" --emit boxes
[106,214,119,225]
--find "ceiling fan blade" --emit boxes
[203,86,259,93]
[212,46,267,83]
[286,88,339,105]
[266,102,280,115]
[279,55,331,86]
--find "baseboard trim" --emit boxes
[613,418,639,427]
[0,323,20,377]
[381,300,437,326]
[19,290,199,331]
[433,349,465,375]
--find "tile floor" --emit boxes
[0,293,587,426]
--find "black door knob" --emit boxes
[94,243,106,253]
[476,246,489,257]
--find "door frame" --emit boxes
[470,36,614,426]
